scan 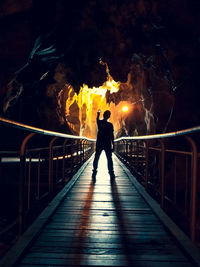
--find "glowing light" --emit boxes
[122,106,129,112]
[65,71,122,137]
[64,60,133,138]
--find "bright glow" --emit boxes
[122,106,129,112]
[64,80,133,138]
[64,61,133,138]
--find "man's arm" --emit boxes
[96,110,101,126]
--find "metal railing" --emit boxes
[0,117,95,241]
[1,116,200,245]
[114,126,200,243]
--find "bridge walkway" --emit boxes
[15,153,195,267]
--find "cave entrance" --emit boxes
[65,61,134,139]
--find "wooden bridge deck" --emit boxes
[16,153,195,267]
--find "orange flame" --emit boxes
[65,81,132,138]
[65,61,134,138]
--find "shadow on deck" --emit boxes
[1,153,199,267]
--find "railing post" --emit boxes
[159,139,165,209]
[119,141,121,156]
[27,155,31,210]
[80,139,83,163]
[136,141,139,170]
[70,140,74,173]
[0,155,2,177]
[82,139,86,161]
[78,140,81,163]
[145,140,149,191]
[75,140,78,164]
[123,140,126,160]
[48,137,58,194]
[130,141,133,165]
[37,153,41,200]
[126,141,128,160]
[185,135,198,242]
[62,139,68,182]
[19,133,35,236]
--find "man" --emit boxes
[92,109,115,181]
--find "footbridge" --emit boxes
[1,117,200,266]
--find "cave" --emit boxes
[1,0,200,138]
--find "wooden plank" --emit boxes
[29,244,182,254]
[18,264,193,267]
[22,251,190,261]
[45,223,164,231]
[18,263,193,267]
[19,254,191,267]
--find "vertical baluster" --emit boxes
[0,155,2,179]
[19,133,35,236]
[145,140,149,191]
[185,135,198,242]
[159,140,165,209]
[55,150,58,187]
[48,137,57,194]
[185,156,189,216]
[136,141,139,172]
[174,156,177,204]
[37,153,41,200]
[130,141,133,168]
[70,140,74,174]
[62,140,67,183]
[27,154,31,209]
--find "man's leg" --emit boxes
[92,147,102,179]
[105,149,115,178]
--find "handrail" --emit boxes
[115,125,200,141]
[0,117,95,142]
[114,127,200,244]
[2,116,200,142]
[0,116,95,247]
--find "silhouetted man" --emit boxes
[92,110,115,181]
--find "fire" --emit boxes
[65,60,133,138]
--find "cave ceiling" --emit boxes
[0,0,200,136]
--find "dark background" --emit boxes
[0,0,200,134]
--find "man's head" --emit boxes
[103,110,111,120]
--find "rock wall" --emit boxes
[0,0,200,134]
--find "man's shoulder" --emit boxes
[107,121,113,128]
